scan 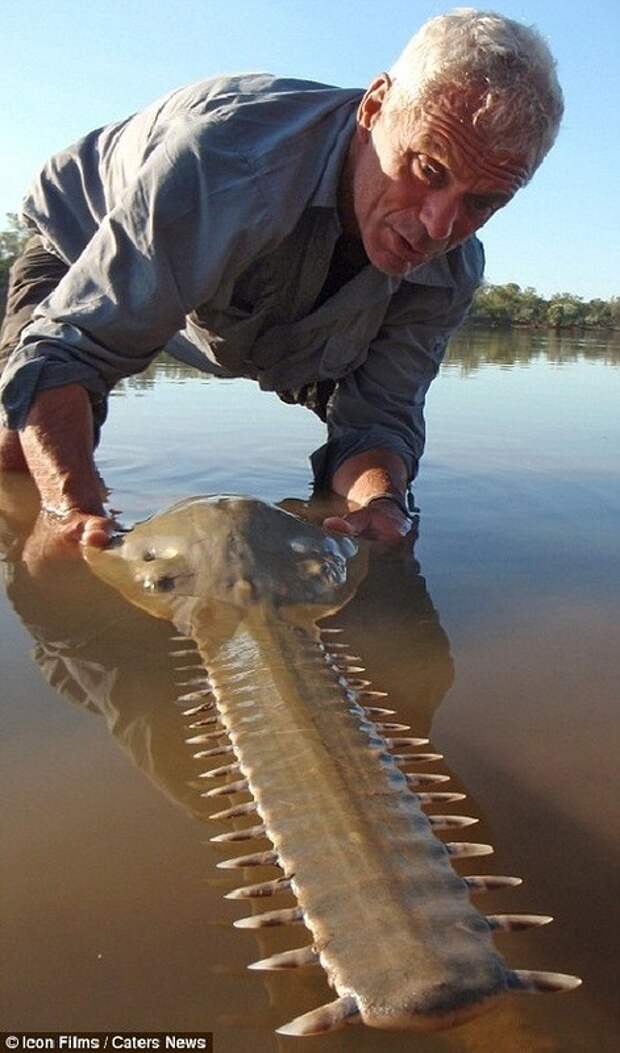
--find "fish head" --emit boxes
[85,495,365,633]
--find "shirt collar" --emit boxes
[310,100,360,211]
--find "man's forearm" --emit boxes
[331,447,408,506]
[19,384,105,516]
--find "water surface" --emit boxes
[1,328,618,1050]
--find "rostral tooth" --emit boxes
[210,823,267,843]
[187,714,220,727]
[249,945,319,970]
[276,996,360,1036]
[464,875,522,891]
[217,850,280,870]
[178,691,214,704]
[387,740,440,752]
[446,842,494,857]
[182,701,216,715]
[417,792,466,803]
[428,815,479,829]
[193,744,235,759]
[186,729,225,743]
[404,772,451,785]
[225,877,292,900]
[209,801,258,821]
[199,761,241,779]
[508,971,581,993]
[486,914,553,931]
[234,906,304,929]
[202,778,249,798]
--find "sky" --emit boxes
[1,0,618,300]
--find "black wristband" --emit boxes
[363,490,414,519]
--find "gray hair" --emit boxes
[388,8,564,176]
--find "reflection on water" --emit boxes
[115,327,620,391]
[1,330,619,1050]
[447,326,620,374]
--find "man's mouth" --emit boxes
[388,227,430,266]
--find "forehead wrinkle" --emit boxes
[413,112,529,192]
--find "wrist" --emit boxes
[26,457,104,517]
[21,385,105,517]
[362,489,415,519]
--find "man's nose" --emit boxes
[418,189,460,242]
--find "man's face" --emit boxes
[345,75,531,275]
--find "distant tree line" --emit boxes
[1,213,618,331]
[469,281,619,330]
[0,214,32,319]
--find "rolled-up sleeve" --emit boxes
[311,242,484,487]
[0,120,270,429]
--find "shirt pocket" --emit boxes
[190,302,270,376]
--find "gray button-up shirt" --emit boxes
[0,73,484,483]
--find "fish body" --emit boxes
[85,496,579,1035]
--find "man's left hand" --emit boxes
[323,497,413,541]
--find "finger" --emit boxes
[322,515,359,535]
[79,516,116,548]
[361,513,411,541]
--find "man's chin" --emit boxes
[372,248,431,276]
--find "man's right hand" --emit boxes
[1,383,117,564]
[6,381,111,520]
[21,509,115,578]
[41,509,115,547]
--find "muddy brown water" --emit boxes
[1,328,618,1051]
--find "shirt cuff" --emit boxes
[0,351,109,430]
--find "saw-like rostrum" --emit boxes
[85,495,580,1036]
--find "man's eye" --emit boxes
[468,196,494,216]
[413,155,443,184]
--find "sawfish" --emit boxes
[85,495,580,1036]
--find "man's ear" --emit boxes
[357,73,393,136]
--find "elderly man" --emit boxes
[0,10,562,546]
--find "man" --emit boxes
[0,10,563,547]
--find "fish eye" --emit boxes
[156,575,176,592]
[143,574,175,593]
